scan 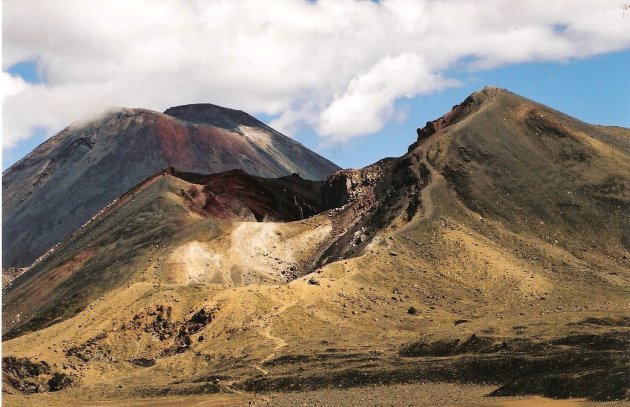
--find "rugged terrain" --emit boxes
[2,103,339,269]
[2,87,629,405]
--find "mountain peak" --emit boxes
[163,103,264,131]
[409,86,540,152]
[2,102,339,268]
[408,89,485,151]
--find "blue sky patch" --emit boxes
[7,60,45,84]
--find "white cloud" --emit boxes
[3,0,630,149]
[2,72,35,148]
[319,53,458,140]
[2,72,31,100]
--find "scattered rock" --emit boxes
[66,332,109,362]
[308,277,320,285]
[130,358,157,367]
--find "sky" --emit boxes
[2,0,630,170]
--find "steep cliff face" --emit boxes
[175,169,324,222]
[321,166,383,210]
[2,105,339,267]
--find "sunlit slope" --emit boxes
[3,169,331,339]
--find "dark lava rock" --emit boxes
[2,356,73,394]
[400,334,502,357]
[48,372,73,391]
[2,356,50,378]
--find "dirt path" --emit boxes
[260,298,297,363]
[251,293,300,374]
[397,149,446,235]
[416,157,440,220]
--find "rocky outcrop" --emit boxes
[2,357,73,394]
[408,87,485,151]
[321,165,383,211]
[317,155,429,266]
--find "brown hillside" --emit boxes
[3,87,628,404]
